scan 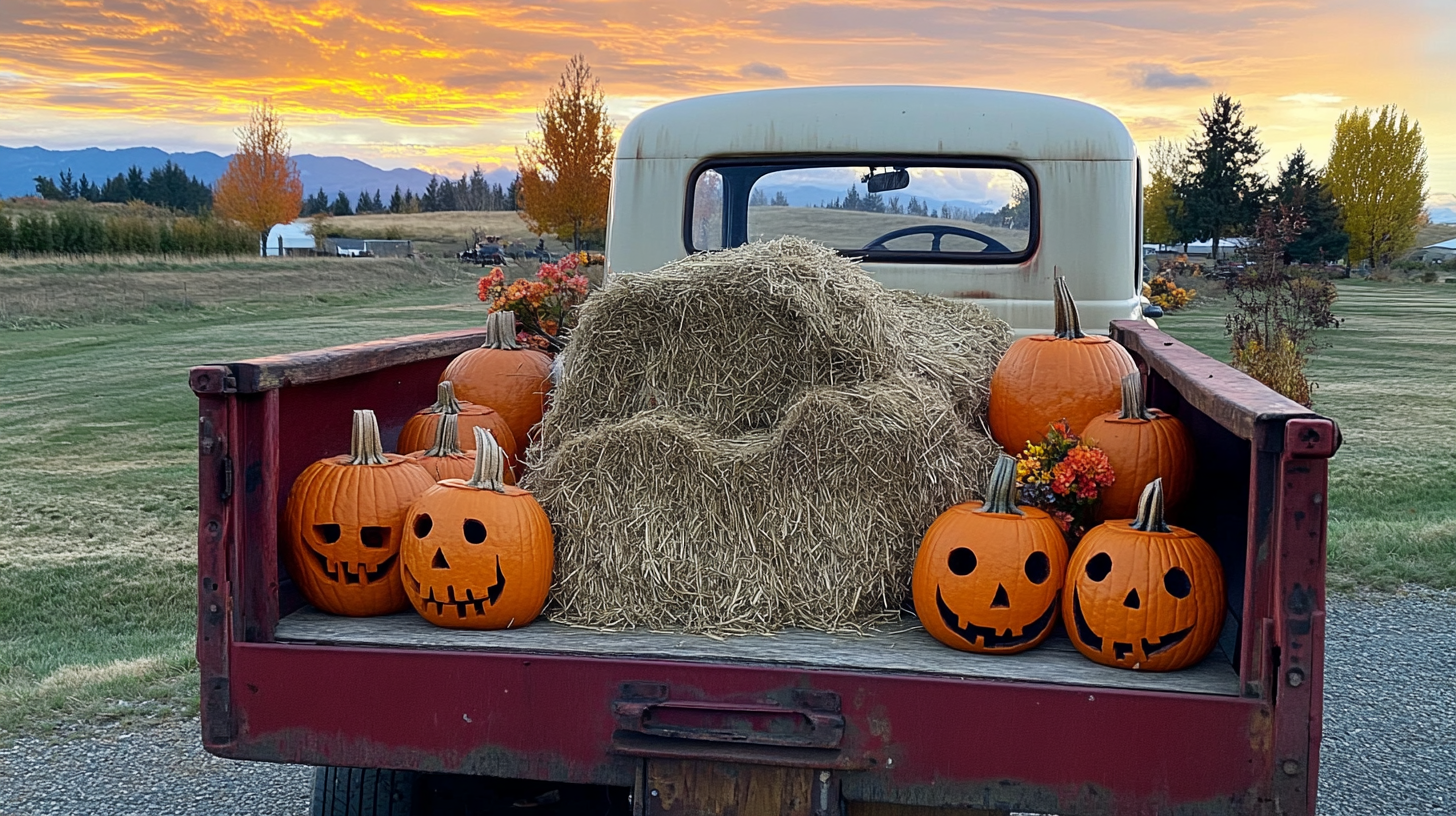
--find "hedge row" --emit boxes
[0,208,256,256]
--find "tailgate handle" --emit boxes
[613,686,843,750]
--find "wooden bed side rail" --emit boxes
[1109,320,1337,453]
[189,326,492,394]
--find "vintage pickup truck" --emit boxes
[192,87,1337,816]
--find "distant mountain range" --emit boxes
[756,183,997,215]
[1430,207,1456,225]
[0,145,517,201]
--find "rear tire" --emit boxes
[312,767,418,816]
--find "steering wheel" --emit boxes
[861,224,1011,253]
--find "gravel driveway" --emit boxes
[1,588,1452,816]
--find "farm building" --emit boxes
[1412,238,1456,263]
[324,238,414,257]
[1149,238,1250,259]
[264,221,317,256]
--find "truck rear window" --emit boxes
[686,158,1037,263]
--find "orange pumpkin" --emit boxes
[1082,371,1194,520]
[396,381,518,467]
[988,277,1137,454]
[912,454,1069,654]
[400,426,553,629]
[1062,479,1225,671]
[439,311,553,453]
[406,412,517,485]
[281,410,436,616]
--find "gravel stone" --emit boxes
[0,718,309,815]
[0,587,1451,815]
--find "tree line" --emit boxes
[33,161,215,214]
[0,206,255,255]
[299,166,520,218]
[1146,95,1428,268]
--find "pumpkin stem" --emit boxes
[348,409,390,466]
[975,454,1025,516]
[482,310,522,350]
[1118,371,1155,421]
[463,425,508,492]
[423,411,465,457]
[1053,276,1086,340]
[425,381,463,415]
[1129,478,1171,533]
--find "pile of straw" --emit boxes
[524,237,1011,633]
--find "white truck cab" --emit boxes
[605,86,1144,334]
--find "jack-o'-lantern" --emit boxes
[912,454,1069,654]
[400,426,553,629]
[1063,478,1225,671]
[396,380,519,469]
[988,277,1137,454]
[282,410,436,616]
[1082,372,1194,520]
[405,411,516,485]
[439,311,553,454]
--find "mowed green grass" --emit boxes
[0,257,488,739]
[1156,281,1456,591]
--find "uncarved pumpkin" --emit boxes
[988,277,1137,454]
[400,426,553,630]
[1082,371,1194,520]
[406,411,517,485]
[439,311,553,454]
[396,381,518,468]
[1062,478,1225,671]
[912,454,1069,654]
[281,410,436,616]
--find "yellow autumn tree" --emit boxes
[1324,105,1428,269]
[214,100,304,255]
[1143,137,1185,246]
[516,55,615,251]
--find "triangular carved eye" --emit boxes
[432,549,450,570]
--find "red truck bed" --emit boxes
[191,319,1337,816]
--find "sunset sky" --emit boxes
[0,0,1451,216]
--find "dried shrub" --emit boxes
[1225,204,1340,406]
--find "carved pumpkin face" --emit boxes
[400,427,553,630]
[912,455,1069,654]
[1062,479,1225,671]
[282,410,436,617]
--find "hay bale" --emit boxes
[525,236,1011,633]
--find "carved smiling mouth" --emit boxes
[935,587,1057,650]
[1071,589,1194,662]
[404,556,506,619]
[311,551,397,585]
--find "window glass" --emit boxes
[690,169,725,250]
[745,166,1030,255]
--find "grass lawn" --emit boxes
[0,256,488,739]
[1156,280,1456,591]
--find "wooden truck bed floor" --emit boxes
[276,606,1240,697]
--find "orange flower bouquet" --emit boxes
[1014,420,1115,542]
[477,252,591,351]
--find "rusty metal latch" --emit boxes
[612,683,844,750]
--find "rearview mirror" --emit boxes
[864,169,909,194]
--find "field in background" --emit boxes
[744,206,1028,252]
[2,254,1453,742]
[1157,281,1456,590]
[322,210,576,258]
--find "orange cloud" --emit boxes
[0,0,1450,204]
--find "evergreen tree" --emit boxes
[58,169,78,199]
[749,188,768,206]
[390,185,404,213]
[356,190,372,214]
[331,191,353,216]
[863,191,885,213]
[771,191,789,206]
[302,188,330,216]
[34,176,64,200]
[842,185,863,211]
[403,190,418,213]
[505,175,520,210]
[1275,147,1349,264]
[438,176,459,211]
[422,176,441,212]
[99,173,131,203]
[126,166,147,200]
[1173,94,1267,261]
[372,190,384,212]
